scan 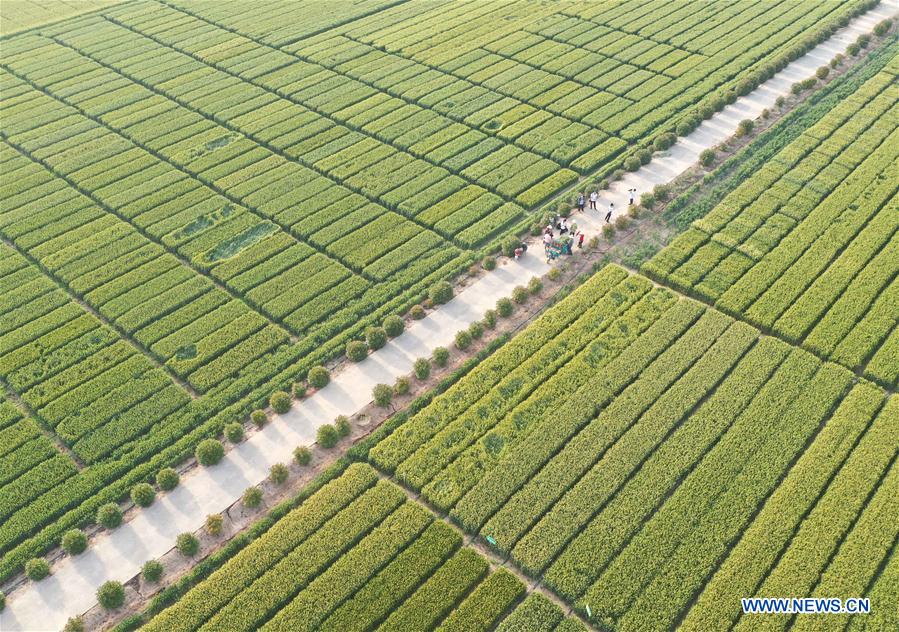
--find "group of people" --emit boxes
[522,187,638,264]
[575,187,636,223]
[543,216,585,261]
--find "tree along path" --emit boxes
[1,3,894,629]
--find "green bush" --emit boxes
[156,467,179,491]
[0,591,4,612]
[97,503,122,529]
[512,286,529,304]
[698,103,715,119]
[637,148,652,165]
[873,18,891,36]
[409,304,426,320]
[365,326,387,350]
[847,42,860,56]
[433,346,450,367]
[611,168,625,181]
[500,235,520,257]
[97,581,125,609]
[176,533,199,557]
[856,33,870,48]
[205,513,223,536]
[317,424,339,448]
[652,184,670,201]
[243,487,263,508]
[496,297,514,317]
[131,483,155,508]
[142,560,163,582]
[674,120,691,136]
[335,415,351,437]
[26,558,50,581]
[624,155,641,171]
[307,366,329,389]
[482,255,496,271]
[224,422,244,443]
[413,358,431,380]
[615,215,631,231]
[383,315,404,337]
[640,192,656,207]
[816,65,829,80]
[61,529,88,555]
[801,77,817,90]
[700,148,716,167]
[455,329,473,350]
[270,390,291,414]
[653,132,676,150]
[602,223,616,240]
[63,617,83,632]
[628,205,642,219]
[428,281,453,304]
[270,463,289,485]
[830,53,844,68]
[250,409,267,427]
[775,95,786,108]
[528,276,543,295]
[346,340,368,362]
[736,119,754,137]
[373,383,393,407]
[468,321,484,340]
[547,267,562,281]
[293,446,312,465]
[483,309,497,329]
[292,382,306,398]
[394,376,411,396]
[195,439,224,466]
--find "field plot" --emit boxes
[645,60,899,387]
[0,0,885,587]
[142,462,585,632]
[370,264,898,632]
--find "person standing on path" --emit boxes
[589,190,598,210]
[577,192,586,213]
[578,231,585,249]
[628,188,636,205]
[605,202,614,223]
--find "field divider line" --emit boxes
[146,2,580,186]
[55,24,462,262]
[0,209,200,400]
[370,466,601,631]
[1,70,302,346]
[0,377,86,470]
[554,9,707,57]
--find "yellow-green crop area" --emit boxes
[0,1,895,626]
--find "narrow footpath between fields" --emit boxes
[1,3,895,629]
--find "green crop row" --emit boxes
[417,275,654,511]
[577,361,851,629]
[370,264,630,473]
[679,385,889,631]
[397,273,652,495]
[505,319,755,571]
[450,294,701,534]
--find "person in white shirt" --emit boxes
[589,190,598,210]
